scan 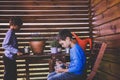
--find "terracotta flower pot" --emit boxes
[30,40,45,55]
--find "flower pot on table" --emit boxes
[30,40,45,55]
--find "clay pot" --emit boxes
[30,40,45,55]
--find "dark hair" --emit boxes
[56,58,63,62]
[57,29,72,40]
[9,16,23,27]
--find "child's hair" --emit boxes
[57,29,72,40]
[9,16,23,27]
[56,58,63,62]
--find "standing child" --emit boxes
[2,16,23,80]
[47,29,86,80]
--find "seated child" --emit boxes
[54,59,66,71]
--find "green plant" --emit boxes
[50,40,60,47]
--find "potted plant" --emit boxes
[50,40,60,53]
[29,33,45,55]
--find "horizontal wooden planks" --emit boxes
[103,52,120,64]
[93,18,120,36]
[0,6,89,10]
[0,1,89,6]
[92,0,120,16]
[0,0,91,80]
[107,0,120,8]
[0,18,89,23]
[91,0,101,7]
[95,70,120,80]
[99,60,120,79]
[91,0,120,80]
[94,34,120,41]
[93,4,120,26]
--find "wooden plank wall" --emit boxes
[0,0,91,80]
[91,0,120,80]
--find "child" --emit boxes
[47,29,86,80]
[2,16,23,80]
[54,59,66,71]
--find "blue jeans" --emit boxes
[47,72,82,80]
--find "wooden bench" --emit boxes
[49,42,107,80]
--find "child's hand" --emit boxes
[17,52,23,56]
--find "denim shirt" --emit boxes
[2,29,18,60]
[68,43,86,75]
